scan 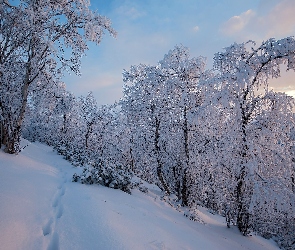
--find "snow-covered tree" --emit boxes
[208,37,295,234]
[73,103,133,193]
[153,46,204,204]
[23,80,68,145]
[122,45,207,203]
[0,0,116,153]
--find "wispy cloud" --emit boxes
[220,0,295,41]
[257,0,295,38]
[220,9,255,37]
[115,6,145,20]
[193,25,200,32]
[65,70,123,104]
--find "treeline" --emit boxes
[22,40,295,249]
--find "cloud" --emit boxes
[193,25,200,32]
[115,4,145,20]
[220,0,295,41]
[269,66,295,99]
[286,90,295,99]
[220,9,255,36]
[65,70,124,104]
[258,0,295,38]
[124,7,144,19]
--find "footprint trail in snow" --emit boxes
[43,164,68,250]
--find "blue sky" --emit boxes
[63,0,295,105]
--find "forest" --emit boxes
[0,1,294,249]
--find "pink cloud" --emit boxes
[220,0,295,41]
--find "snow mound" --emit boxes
[0,142,279,250]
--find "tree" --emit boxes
[0,0,116,153]
[248,91,295,245]
[122,63,170,191]
[210,37,295,234]
[122,45,206,201]
[22,80,68,145]
[158,45,206,205]
[79,92,98,150]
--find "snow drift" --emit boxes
[0,141,279,250]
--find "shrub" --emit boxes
[73,160,133,194]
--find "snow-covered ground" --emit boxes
[0,141,280,250]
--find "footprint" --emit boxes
[60,186,65,196]
[148,240,166,250]
[52,195,60,208]
[42,167,66,249]
[52,186,66,208]
[47,232,59,250]
[42,219,53,236]
[56,204,63,219]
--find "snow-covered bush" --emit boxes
[73,161,133,194]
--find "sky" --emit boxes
[63,0,295,105]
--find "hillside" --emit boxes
[0,141,280,250]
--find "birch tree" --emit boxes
[0,0,116,153]
[211,37,295,234]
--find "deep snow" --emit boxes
[0,140,280,250]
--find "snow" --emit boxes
[0,140,280,250]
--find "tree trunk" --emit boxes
[0,77,4,148]
[0,117,5,147]
[154,116,170,194]
[173,163,182,201]
[1,109,17,153]
[181,168,189,206]
[129,135,135,172]
[236,104,251,235]
[3,65,31,154]
[181,106,190,206]
[1,122,8,149]
[236,167,250,235]
[292,176,295,193]
[4,133,18,154]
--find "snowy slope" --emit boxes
[0,141,280,250]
